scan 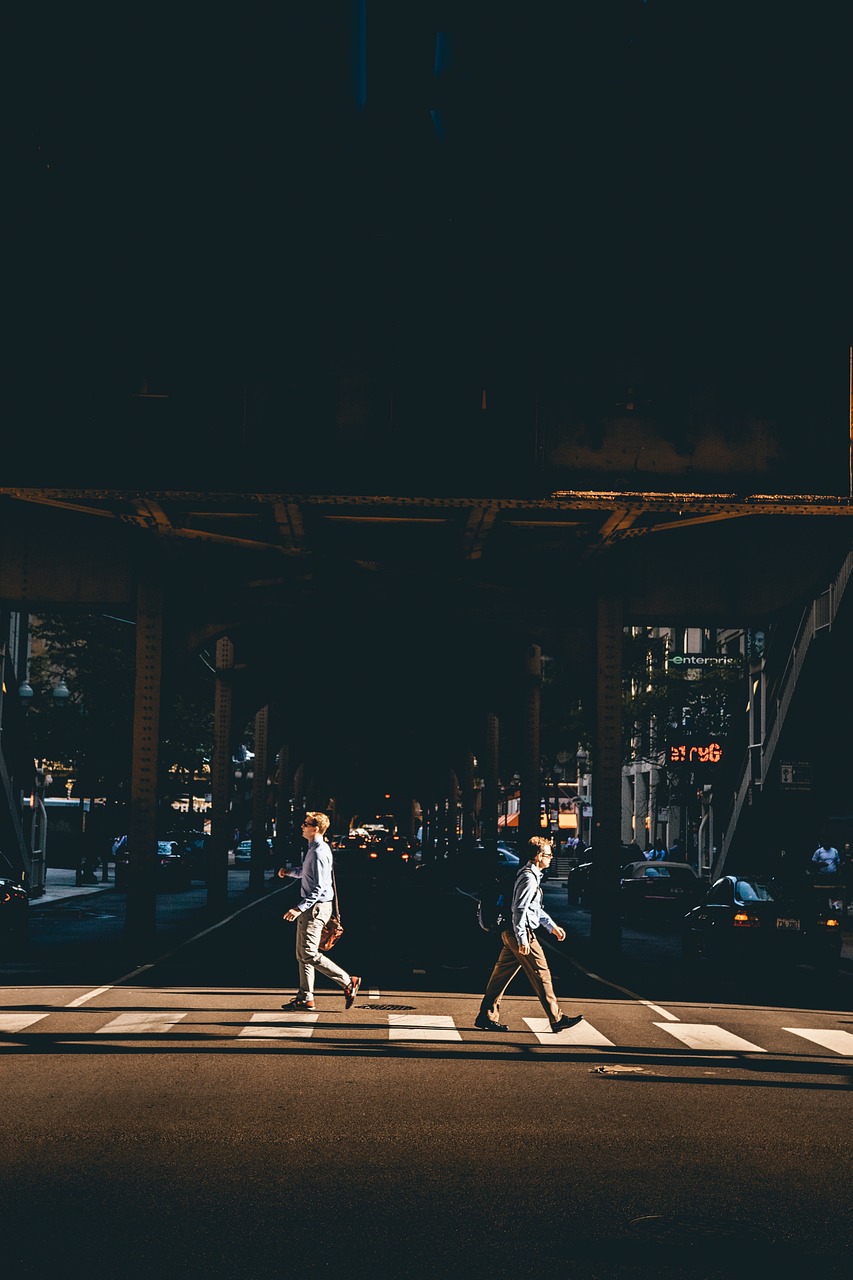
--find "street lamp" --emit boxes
[52,677,71,704]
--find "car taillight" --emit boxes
[823,918,840,929]
[733,911,760,928]
[369,851,378,859]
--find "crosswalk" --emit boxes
[2,1008,853,1056]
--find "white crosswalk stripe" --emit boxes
[0,1013,48,1039]
[523,1016,615,1046]
[783,1027,853,1056]
[239,1012,319,1039]
[5,1006,853,1055]
[388,1014,461,1042]
[655,1023,766,1052]
[96,1011,188,1035]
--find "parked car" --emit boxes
[114,839,193,891]
[619,860,704,922]
[496,841,520,867]
[682,873,843,973]
[0,853,28,949]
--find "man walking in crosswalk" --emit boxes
[475,835,583,1033]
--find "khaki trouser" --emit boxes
[295,901,351,998]
[479,927,562,1025]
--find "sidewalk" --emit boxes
[28,867,118,907]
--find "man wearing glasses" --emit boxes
[281,811,361,1012]
[475,836,583,1033]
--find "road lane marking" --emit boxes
[0,1013,48,1037]
[524,1017,615,1046]
[655,1023,766,1052]
[239,1012,319,1039]
[66,985,113,1008]
[783,1028,853,1056]
[388,1014,461,1042]
[96,1011,188,1035]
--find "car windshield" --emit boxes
[735,879,776,902]
[639,866,696,884]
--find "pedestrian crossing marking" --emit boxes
[239,1012,319,1039]
[0,1013,48,1038]
[388,1014,461,1042]
[4,1006,853,1055]
[523,1017,615,1046]
[96,1011,188,1035]
[783,1028,853,1056]
[655,1023,766,1052]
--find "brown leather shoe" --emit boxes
[344,976,361,1009]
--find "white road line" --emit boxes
[656,1023,766,1052]
[563,953,680,1020]
[783,1028,853,1056]
[66,985,113,1008]
[96,1011,188,1035]
[388,1014,461,1042]
[642,1001,680,1022]
[524,1016,615,1046]
[0,1013,48,1037]
[239,1012,319,1039]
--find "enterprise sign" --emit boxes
[667,654,742,670]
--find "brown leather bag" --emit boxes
[319,869,343,951]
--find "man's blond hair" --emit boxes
[305,811,330,835]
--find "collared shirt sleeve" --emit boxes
[298,840,332,911]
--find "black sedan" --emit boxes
[619,860,704,922]
[0,855,28,950]
[114,839,193,891]
[682,873,844,973]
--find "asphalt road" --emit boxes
[2,870,852,1279]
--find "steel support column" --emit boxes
[124,573,163,943]
[208,636,234,912]
[249,705,269,891]
[481,711,499,877]
[273,742,290,866]
[520,643,542,847]
[590,594,623,960]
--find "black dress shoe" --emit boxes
[474,1016,509,1032]
[551,1013,583,1032]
